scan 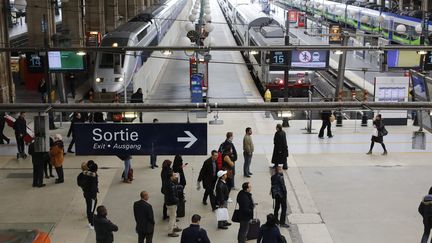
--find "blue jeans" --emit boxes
[123,158,131,180]
[243,152,252,176]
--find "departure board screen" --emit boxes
[48,51,85,71]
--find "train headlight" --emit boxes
[115,77,124,82]
[95,77,103,83]
[249,50,259,55]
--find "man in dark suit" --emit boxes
[13,112,27,159]
[197,150,218,210]
[134,191,155,243]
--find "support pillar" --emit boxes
[27,0,56,47]
[118,0,128,24]
[105,0,119,32]
[62,0,84,46]
[128,0,138,17]
[86,0,105,34]
[0,0,14,103]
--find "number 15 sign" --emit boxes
[269,51,291,71]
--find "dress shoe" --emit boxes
[248,172,253,175]
[168,232,179,237]
[50,175,55,178]
[173,227,182,232]
[328,135,334,138]
[38,184,46,188]
[55,179,64,184]
[68,150,75,153]
[224,222,232,226]
[280,223,290,228]
[382,151,388,156]
[244,175,251,178]
[154,165,159,168]
[218,225,228,230]
[366,151,372,155]
[202,201,208,205]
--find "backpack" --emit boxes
[77,172,87,189]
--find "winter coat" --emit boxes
[94,215,118,243]
[321,110,332,121]
[271,130,289,165]
[198,157,217,190]
[257,224,284,243]
[173,155,186,188]
[133,199,155,234]
[419,195,432,225]
[219,139,238,162]
[163,179,179,206]
[372,119,385,143]
[13,116,26,135]
[270,172,287,199]
[82,171,98,199]
[50,141,64,168]
[215,179,229,207]
[180,224,211,243]
[130,91,143,103]
[236,190,254,221]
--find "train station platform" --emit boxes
[271,4,405,95]
[1,1,431,243]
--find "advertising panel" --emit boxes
[290,50,329,69]
[328,24,341,44]
[387,50,421,69]
[374,76,409,124]
[411,72,428,100]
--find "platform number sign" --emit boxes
[423,51,432,71]
[269,51,291,71]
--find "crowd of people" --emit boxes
[0,108,398,243]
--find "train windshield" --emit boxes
[99,38,128,68]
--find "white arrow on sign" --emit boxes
[177,131,198,148]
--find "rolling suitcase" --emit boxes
[247,205,260,240]
[246,218,261,240]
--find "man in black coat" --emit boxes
[67,112,82,153]
[219,132,238,190]
[13,112,27,159]
[181,214,211,243]
[131,88,144,122]
[237,182,254,243]
[198,150,218,209]
[419,187,432,243]
[80,161,99,229]
[271,166,289,228]
[94,205,118,243]
[271,124,289,170]
[318,106,333,139]
[0,112,10,144]
[28,139,45,187]
[134,191,155,243]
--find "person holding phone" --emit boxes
[173,155,187,188]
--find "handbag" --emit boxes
[329,114,335,123]
[232,203,240,223]
[381,127,388,136]
[216,208,229,221]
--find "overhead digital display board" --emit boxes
[411,72,428,100]
[48,51,85,71]
[290,50,329,69]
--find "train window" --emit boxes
[99,53,113,68]
[137,28,148,42]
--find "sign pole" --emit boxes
[335,32,349,127]
[283,11,290,127]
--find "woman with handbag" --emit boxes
[367,114,388,155]
[222,144,235,194]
